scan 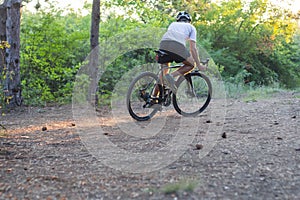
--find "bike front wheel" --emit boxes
[173,72,212,117]
[126,72,161,121]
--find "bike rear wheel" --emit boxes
[173,72,212,116]
[126,72,161,121]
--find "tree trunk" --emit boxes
[0,0,22,107]
[0,1,7,41]
[0,1,7,80]
[89,0,100,105]
[90,0,100,51]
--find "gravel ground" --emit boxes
[0,92,299,200]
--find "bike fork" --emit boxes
[185,74,196,97]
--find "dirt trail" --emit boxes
[0,92,299,199]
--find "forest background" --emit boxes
[1,0,300,107]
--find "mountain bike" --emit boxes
[126,50,212,121]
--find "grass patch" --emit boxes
[161,179,198,195]
[224,82,246,99]
[242,86,284,102]
[224,80,291,102]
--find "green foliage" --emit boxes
[269,39,300,88]
[107,0,300,89]
[196,0,300,88]
[20,6,90,105]
[0,41,11,110]
[17,0,299,106]
[72,73,90,104]
[98,48,155,104]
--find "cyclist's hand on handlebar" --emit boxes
[197,64,207,71]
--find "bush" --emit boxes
[20,10,90,105]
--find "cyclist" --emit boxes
[154,11,206,95]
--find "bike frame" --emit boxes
[152,64,198,105]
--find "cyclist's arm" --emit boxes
[190,40,206,71]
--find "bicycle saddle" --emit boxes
[155,50,168,56]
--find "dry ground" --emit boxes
[0,91,299,199]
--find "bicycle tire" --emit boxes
[173,72,212,117]
[126,72,162,121]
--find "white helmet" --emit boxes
[176,11,192,22]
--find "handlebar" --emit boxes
[193,58,210,73]
[200,58,210,66]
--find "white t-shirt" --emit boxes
[161,22,197,46]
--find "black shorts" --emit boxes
[158,40,190,64]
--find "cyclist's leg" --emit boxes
[171,56,195,77]
[152,63,170,97]
[160,63,171,80]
